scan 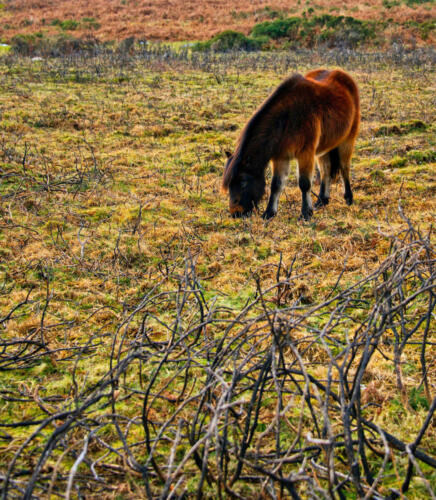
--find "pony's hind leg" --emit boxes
[338,141,355,206]
[314,153,331,209]
[262,158,289,220]
[297,152,316,220]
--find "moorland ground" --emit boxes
[0,47,435,497]
[1,0,436,44]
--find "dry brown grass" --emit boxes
[1,0,435,43]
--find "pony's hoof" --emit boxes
[262,209,276,220]
[314,198,329,210]
[345,194,353,206]
[299,209,313,221]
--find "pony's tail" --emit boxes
[329,147,341,181]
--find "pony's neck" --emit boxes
[233,74,305,181]
[236,128,275,178]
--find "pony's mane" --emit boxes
[222,73,304,190]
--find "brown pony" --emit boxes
[222,68,360,220]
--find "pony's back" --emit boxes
[306,68,360,128]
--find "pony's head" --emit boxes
[222,152,265,217]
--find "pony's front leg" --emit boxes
[297,153,316,221]
[262,159,289,220]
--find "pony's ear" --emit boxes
[225,150,232,159]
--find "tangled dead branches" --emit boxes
[0,219,435,499]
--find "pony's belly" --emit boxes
[315,147,338,157]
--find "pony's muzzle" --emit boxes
[230,205,253,218]
[229,204,244,218]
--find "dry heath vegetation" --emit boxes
[1,0,435,43]
[0,46,435,498]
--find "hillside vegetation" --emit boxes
[0,47,435,497]
[1,0,435,45]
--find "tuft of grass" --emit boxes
[409,387,430,411]
[51,18,80,30]
[375,119,428,136]
[193,30,267,52]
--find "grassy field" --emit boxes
[0,48,435,498]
